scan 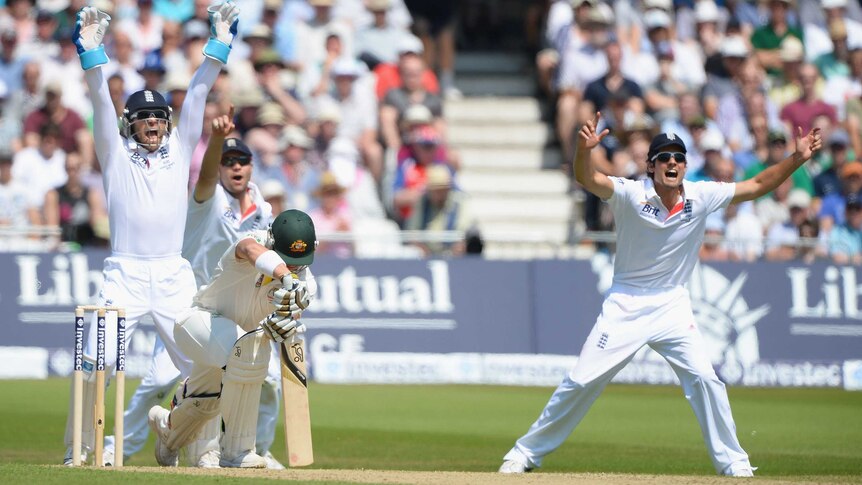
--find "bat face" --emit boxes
[281,337,314,467]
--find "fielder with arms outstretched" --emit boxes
[148,209,317,468]
[62,1,240,466]
[499,112,821,477]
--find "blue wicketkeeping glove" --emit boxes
[73,6,111,70]
[202,0,239,64]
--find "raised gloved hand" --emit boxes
[73,7,111,70]
[203,0,239,64]
[260,312,305,343]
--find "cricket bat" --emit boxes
[280,335,313,467]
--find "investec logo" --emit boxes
[313,260,453,314]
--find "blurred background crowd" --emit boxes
[0,0,860,264]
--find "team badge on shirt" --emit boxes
[681,199,693,222]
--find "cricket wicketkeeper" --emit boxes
[148,210,317,468]
[62,0,239,466]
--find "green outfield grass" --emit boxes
[1,379,860,483]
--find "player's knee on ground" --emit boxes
[164,380,220,451]
[220,329,271,461]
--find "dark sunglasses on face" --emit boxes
[133,109,169,121]
[221,156,252,166]
[650,152,687,163]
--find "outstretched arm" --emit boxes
[573,112,614,200]
[193,105,234,203]
[76,7,121,168]
[732,127,822,204]
[177,0,239,152]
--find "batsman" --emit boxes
[148,210,317,468]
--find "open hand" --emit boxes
[794,126,822,161]
[578,112,610,151]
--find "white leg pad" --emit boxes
[186,415,221,467]
[220,329,271,465]
[164,380,221,451]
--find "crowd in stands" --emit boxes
[0,0,471,257]
[540,0,862,263]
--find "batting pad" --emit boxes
[165,382,220,451]
[220,329,270,461]
[186,414,221,466]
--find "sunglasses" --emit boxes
[221,156,252,166]
[650,152,687,163]
[132,109,170,121]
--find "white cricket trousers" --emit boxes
[505,284,751,475]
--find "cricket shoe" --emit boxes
[220,450,267,468]
[196,449,221,468]
[263,451,286,470]
[724,463,757,477]
[499,459,533,474]
[62,447,87,466]
[148,406,179,467]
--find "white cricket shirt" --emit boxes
[193,230,317,332]
[606,177,735,289]
[84,58,221,258]
[183,182,273,287]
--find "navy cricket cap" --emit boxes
[648,132,687,160]
[222,137,252,157]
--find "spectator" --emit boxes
[380,52,444,151]
[535,0,594,98]
[765,188,812,261]
[325,136,386,221]
[11,122,67,211]
[260,125,320,212]
[797,218,821,263]
[405,164,471,256]
[317,57,383,181]
[581,38,644,116]
[354,0,411,67]
[0,151,37,231]
[116,0,164,56]
[138,51,167,92]
[164,69,191,129]
[253,47,306,126]
[750,0,804,76]
[732,113,770,172]
[780,63,837,136]
[688,130,732,182]
[660,93,723,173]
[701,36,748,121]
[828,194,862,264]
[374,34,439,100]
[7,61,42,128]
[641,9,706,90]
[699,214,730,261]
[723,203,765,261]
[42,152,108,247]
[259,178,286,215]
[403,0,460,98]
[103,30,145,96]
[22,10,60,63]
[767,36,806,108]
[756,177,794,233]
[309,171,353,258]
[821,23,862,119]
[293,0,353,73]
[107,73,126,118]
[307,98,342,169]
[392,125,449,224]
[0,80,21,155]
[818,161,862,235]
[23,81,92,164]
[245,102,287,169]
[813,129,854,198]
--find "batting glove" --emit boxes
[73,7,111,70]
[272,285,311,320]
[203,0,239,64]
[261,312,304,343]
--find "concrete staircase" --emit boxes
[446,52,579,259]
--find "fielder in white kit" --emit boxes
[62,1,240,465]
[499,112,822,477]
[148,209,317,468]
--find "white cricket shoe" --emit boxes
[725,462,757,477]
[148,406,179,467]
[220,450,267,468]
[102,448,114,466]
[499,459,532,474]
[63,447,87,466]
[196,449,221,468]
[263,451,286,470]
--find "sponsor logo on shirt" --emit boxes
[129,152,149,169]
[641,203,660,218]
